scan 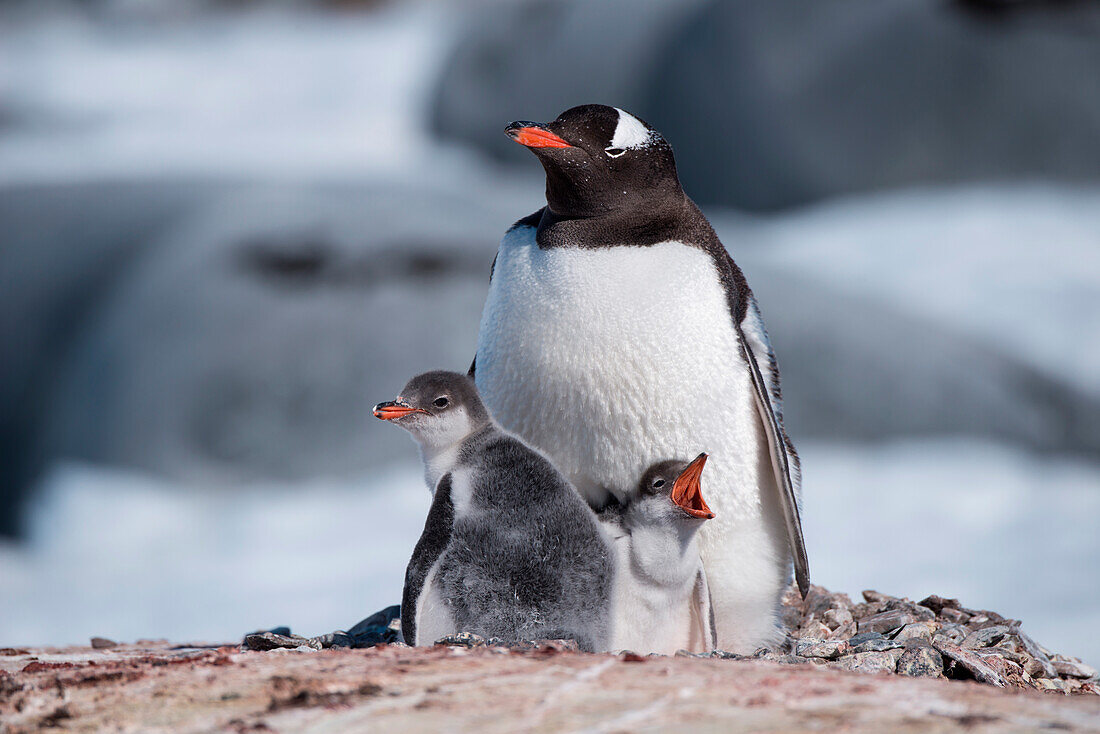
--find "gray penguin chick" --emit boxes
[603,453,717,655]
[374,370,614,651]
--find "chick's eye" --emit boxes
[604,147,626,158]
[433,397,449,408]
[652,478,665,489]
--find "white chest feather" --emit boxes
[476,229,764,515]
[606,528,708,655]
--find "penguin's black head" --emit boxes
[506,104,683,218]
[373,370,490,447]
[634,453,714,521]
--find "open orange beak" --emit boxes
[373,400,427,421]
[671,453,714,519]
[505,121,573,149]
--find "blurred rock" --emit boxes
[935,641,1006,686]
[4,181,1100,537]
[0,181,219,535]
[832,650,903,675]
[961,625,1010,649]
[851,637,906,654]
[432,0,1100,211]
[243,632,318,651]
[310,631,353,649]
[895,644,944,678]
[35,183,514,487]
[933,625,969,646]
[434,632,487,648]
[894,623,937,644]
[1053,659,1099,680]
[795,638,849,660]
[858,610,913,635]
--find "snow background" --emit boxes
[1,1,1097,665]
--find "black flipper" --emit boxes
[736,320,810,598]
[401,473,455,645]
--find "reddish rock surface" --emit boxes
[2,641,1099,733]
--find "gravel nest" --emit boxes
[243,586,1099,697]
[765,585,1099,696]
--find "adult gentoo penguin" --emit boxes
[472,104,808,652]
[373,370,614,651]
[603,453,717,656]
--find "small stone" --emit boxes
[857,610,914,635]
[800,621,832,640]
[533,639,580,653]
[780,604,802,631]
[885,600,935,623]
[757,652,818,665]
[435,632,486,648]
[90,637,117,650]
[675,650,709,658]
[932,624,968,645]
[846,632,882,647]
[310,631,353,649]
[711,650,746,660]
[918,595,961,614]
[896,644,944,678]
[934,641,1006,687]
[829,622,857,641]
[1015,631,1058,679]
[1036,678,1071,694]
[244,632,310,651]
[823,607,853,630]
[977,646,1025,665]
[894,622,937,643]
[795,638,849,660]
[861,590,892,604]
[962,625,1009,649]
[852,637,906,654]
[939,608,971,625]
[831,650,903,675]
[1052,659,1099,679]
[1024,656,1051,679]
[803,587,852,617]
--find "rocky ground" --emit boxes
[3,587,1098,733]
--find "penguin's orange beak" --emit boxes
[505,122,573,149]
[373,400,427,420]
[671,453,714,519]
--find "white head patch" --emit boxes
[609,108,654,151]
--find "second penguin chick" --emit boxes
[374,370,614,651]
[604,453,717,655]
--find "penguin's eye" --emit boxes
[604,147,626,158]
[433,397,449,409]
[652,478,665,489]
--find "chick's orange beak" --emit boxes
[373,400,427,420]
[505,122,573,149]
[671,453,714,519]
